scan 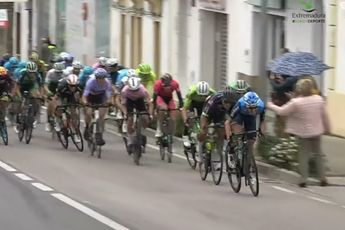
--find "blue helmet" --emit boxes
[18,61,27,69]
[242,91,260,107]
[9,57,19,65]
[83,66,93,75]
[94,68,109,78]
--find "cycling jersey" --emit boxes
[121,85,150,113]
[230,95,265,139]
[202,91,235,123]
[18,69,42,94]
[0,76,14,94]
[136,69,156,92]
[83,75,113,104]
[4,62,17,76]
[153,79,180,101]
[13,62,27,82]
[46,69,64,94]
[79,72,92,90]
[56,78,82,103]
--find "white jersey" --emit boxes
[45,69,64,84]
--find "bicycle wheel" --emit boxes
[71,127,84,152]
[25,122,33,144]
[210,146,223,185]
[248,154,259,197]
[122,135,130,155]
[159,137,165,161]
[184,143,197,169]
[167,135,173,163]
[0,121,8,145]
[198,149,210,181]
[57,129,68,149]
[97,145,102,159]
[225,150,241,193]
[18,120,24,142]
[133,143,141,165]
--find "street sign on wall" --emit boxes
[0,9,9,28]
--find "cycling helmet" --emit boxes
[98,56,107,66]
[127,77,141,91]
[161,73,172,85]
[222,86,237,103]
[72,61,83,69]
[58,52,69,61]
[18,61,27,69]
[66,74,79,85]
[29,52,39,62]
[83,66,93,75]
[53,62,65,72]
[242,91,260,107]
[0,67,8,77]
[26,62,38,72]
[9,57,19,65]
[106,58,118,67]
[233,80,249,93]
[137,63,152,75]
[126,69,137,78]
[94,68,109,78]
[197,81,210,96]
[64,54,74,63]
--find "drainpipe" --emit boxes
[258,0,268,101]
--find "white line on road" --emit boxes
[14,173,33,181]
[271,186,296,194]
[51,193,130,230]
[307,196,335,205]
[0,161,17,172]
[31,182,54,192]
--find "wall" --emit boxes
[110,7,121,60]
[335,1,345,92]
[141,15,154,69]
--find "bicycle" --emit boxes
[199,123,224,185]
[225,131,260,196]
[85,104,109,158]
[17,91,44,144]
[157,108,180,163]
[0,93,11,145]
[183,110,199,169]
[54,103,84,151]
[126,110,149,165]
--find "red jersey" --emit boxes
[153,79,180,99]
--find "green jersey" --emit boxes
[184,85,215,109]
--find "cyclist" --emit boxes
[92,56,107,70]
[113,68,136,119]
[182,81,215,148]
[82,68,113,145]
[153,73,183,138]
[4,57,19,76]
[79,66,94,90]
[225,91,265,162]
[64,61,83,77]
[0,67,15,122]
[44,62,65,132]
[119,77,153,152]
[29,51,47,82]
[229,79,252,100]
[199,87,239,163]
[136,63,156,94]
[105,58,120,116]
[55,74,82,141]
[15,62,43,132]
[13,61,27,81]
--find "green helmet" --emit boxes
[137,63,152,75]
[230,80,250,94]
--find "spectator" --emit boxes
[267,78,330,187]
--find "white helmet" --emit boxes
[98,56,107,66]
[197,81,210,96]
[72,61,83,69]
[126,69,137,78]
[106,58,118,67]
[66,74,79,85]
[127,77,141,91]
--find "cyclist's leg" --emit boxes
[167,99,177,136]
[155,96,168,137]
[126,99,135,144]
[0,100,9,121]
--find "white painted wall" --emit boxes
[141,16,154,68]
[110,8,121,60]
[49,0,56,44]
[228,0,254,79]
[20,2,29,60]
[336,3,345,92]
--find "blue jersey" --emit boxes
[231,96,265,123]
[115,69,129,89]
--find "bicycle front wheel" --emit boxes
[71,127,84,152]
[248,154,259,197]
[57,129,68,149]
[25,123,33,144]
[210,147,223,185]
[184,142,197,170]
[97,145,102,159]
[0,121,8,145]
[225,151,241,193]
[198,150,209,181]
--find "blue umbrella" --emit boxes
[267,52,331,77]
